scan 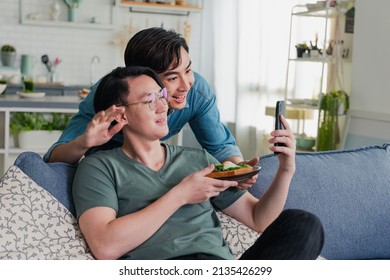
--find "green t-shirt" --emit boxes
[72,143,246,260]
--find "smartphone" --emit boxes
[274,100,286,153]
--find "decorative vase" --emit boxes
[50,1,61,21]
[18,130,63,150]
[68,7,78,22]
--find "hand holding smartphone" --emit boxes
[274,100,286,154]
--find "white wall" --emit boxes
[351,0,390,113]
[0,0,202,86]
[345,0,390,147]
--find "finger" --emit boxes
[107,121,126,137]
[102,105,124,123]
[199,164,215,176]
[247,157,259,166]
[90,110,106,126]
[210,178,238,188]
[236,175,258,189]
[279,114,290,130]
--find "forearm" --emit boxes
[48,136,89,164]
[80,187,184,260]
[253,169,294,231]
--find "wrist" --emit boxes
[75,134,91,151]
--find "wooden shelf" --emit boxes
[19,0,115,30]
[119,0,202,15]
[20,19,114,30]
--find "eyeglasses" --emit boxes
[121,88,168,110]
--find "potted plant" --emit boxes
[23,78,35,92]
[295,43,309,58]
[316,90,349,151]
[10,112,72,149]
[310,34,322,58]
[1,44,16,67]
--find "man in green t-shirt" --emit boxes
[72,66,324,260]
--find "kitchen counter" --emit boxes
[3,83,89,97]
[0,94,81,109]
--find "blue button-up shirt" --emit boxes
[44,72,242,162]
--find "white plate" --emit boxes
[17,91,46,98]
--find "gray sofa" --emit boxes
[0,143,389,259]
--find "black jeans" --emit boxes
[239,209,324,260]
[171,209,324,260]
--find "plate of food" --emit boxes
[17,91,46,98]
[207,161,261,182]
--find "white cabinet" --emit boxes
[0,95,79,176]
[284,2,353,150]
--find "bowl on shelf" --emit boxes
[0,83,7,95]
[296,135,316,151]
[78,88,90,99]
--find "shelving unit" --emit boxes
[0,95,80,176]
[117,1,202,16]
[19,0,115,30]
[284,2,353,150]
[19,0,202,28]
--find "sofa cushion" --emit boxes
[14,151,77,216]
[250,143,390,260]
[0,165,93,260]
[216,211,260,258]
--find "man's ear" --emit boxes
[115,111,128,125]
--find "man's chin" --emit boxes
[169,102,186,110]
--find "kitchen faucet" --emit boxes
[90,55,101,85]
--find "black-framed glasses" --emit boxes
[121,88,168,110]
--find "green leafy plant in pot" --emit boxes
[316,90,349,151]
[10,112,72,149]
[295,43,309,58]
[1,44,16,67]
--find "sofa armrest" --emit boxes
[14,151,77,216]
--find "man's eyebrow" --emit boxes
[162,60,192,77]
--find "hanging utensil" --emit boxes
[41,54,50,72]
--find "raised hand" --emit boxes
[79,105,126,149]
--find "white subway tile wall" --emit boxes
[0,0,202,86]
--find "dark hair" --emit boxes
[124,27,189,74]
[94,66,164,113]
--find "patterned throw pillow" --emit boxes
[0,166,94,260]
[216,211,260,259]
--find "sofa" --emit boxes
[0,143,389,260]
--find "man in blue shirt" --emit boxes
[44,27,258,187]
[72,66,324,260]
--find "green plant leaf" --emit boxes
[10,112,72,134]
